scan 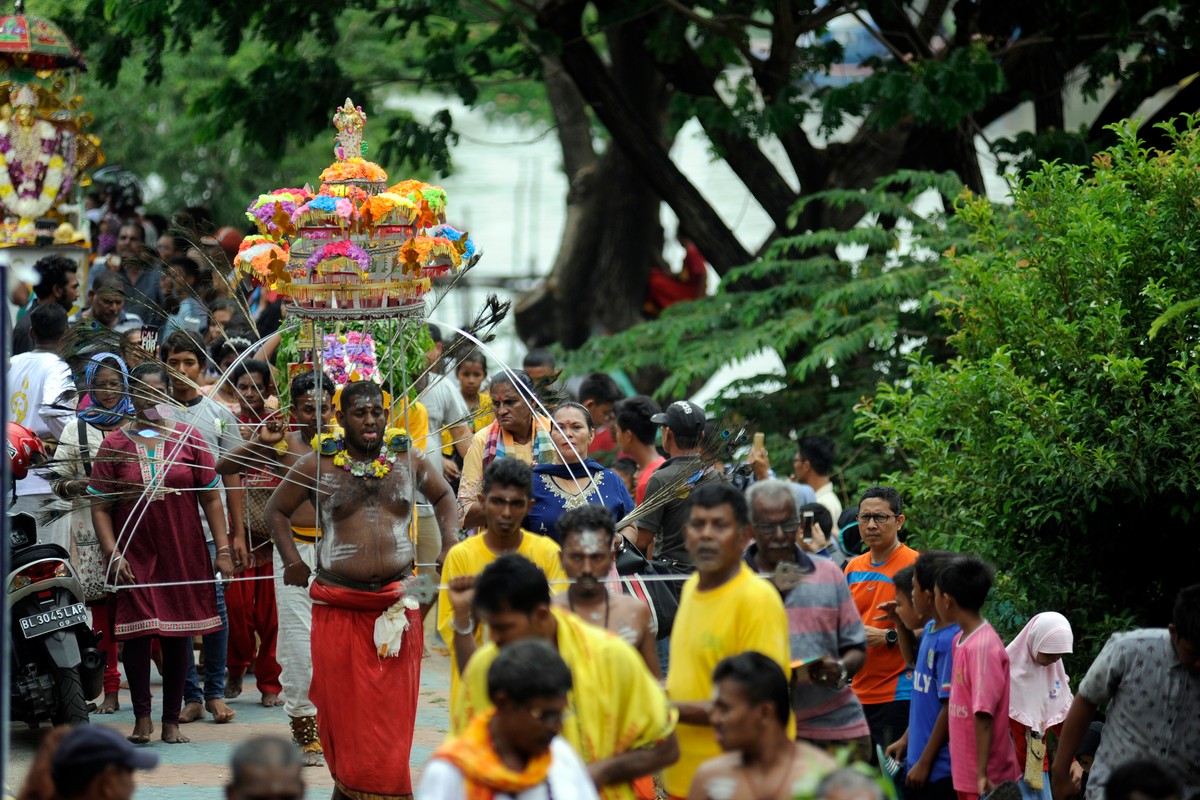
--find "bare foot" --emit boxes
[301,749,325,767]
[161,723,190,744]
[205,697,237,723]
[260,692,285,707]
[95,692,120,714]
[178,701,205,723]
[224,672,244,699]
[128,717,153,744]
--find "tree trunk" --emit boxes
[588,20,666,343]
[514,52,601,346]
[538,0,752,274]
[515,11,667,347]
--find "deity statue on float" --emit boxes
[0,82,70,225]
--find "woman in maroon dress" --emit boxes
[90,362,235,744]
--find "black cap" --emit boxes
[52,725,159,792]
[650,400,707,435]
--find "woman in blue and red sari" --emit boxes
[528,402,634,544]
[89,361,234,744]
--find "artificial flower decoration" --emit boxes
[428,224,476,263]
[320,157,387,183]
[398,235,461,277]
[241,99,485,310]
[234,235,292,289]
[321,330,378,386]
[307,240,371,276]
[292,194,358,229]
[246,188,312,238]
[388,180,447,228]
[363,192,419,228]
[320,183,369,203]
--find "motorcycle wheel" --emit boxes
[50,665,90,726]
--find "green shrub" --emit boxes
[858,118,1200,671]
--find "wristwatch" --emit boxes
[885,629,899,649]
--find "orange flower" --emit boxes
[320,157,387,183]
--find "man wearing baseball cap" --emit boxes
[632,400,724,669]
[51,725,159,800]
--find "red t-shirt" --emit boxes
[589,425,618,457]
[635,455,666,506]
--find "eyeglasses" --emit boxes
[856,513,896,525]
[754,521,801,536]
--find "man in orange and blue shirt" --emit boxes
[844,486,918,755]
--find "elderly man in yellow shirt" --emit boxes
[664,482,792,800]
[439,458,567,716]
[449,554,679,800]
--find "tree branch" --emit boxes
[865,0,932,59]
[541,54,596,178]
[654,30,799,228]
[538,0,753,273]
[660,0,775,33]
[1088,58,1200,142]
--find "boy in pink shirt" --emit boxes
[935,556,1020,800]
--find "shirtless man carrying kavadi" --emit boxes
[267,381,458,800]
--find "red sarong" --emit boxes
[309,581,422,800]
[226,559,281,695]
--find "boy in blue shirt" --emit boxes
[885,550,959,800]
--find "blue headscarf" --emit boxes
[79,352,133,427]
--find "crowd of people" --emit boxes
[5,201,1200,800]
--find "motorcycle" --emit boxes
[6,423,103,726]
[7,512,105,725]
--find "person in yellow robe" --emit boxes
[450,554,679,800]
[663,482,792,800]
[439,459,568,715]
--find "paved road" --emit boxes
[5,646,452,799]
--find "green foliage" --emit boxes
[51,1,538,217]
[567,170,973,491]
[857,117,1200,669]
[993,126,1097,179]
[73,35,342,225]
[819,43,1006,135]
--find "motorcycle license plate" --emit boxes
[20,603,87,639]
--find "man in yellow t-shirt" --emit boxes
[449,554,679,800]
[439,458,567,716]
[663,482,791,799]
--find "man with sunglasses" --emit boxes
[844,486,919,758]
[747,480,872,759]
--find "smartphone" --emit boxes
[802,510,814,543]
[752,432,765,449]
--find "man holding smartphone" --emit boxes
[746,480,871,758]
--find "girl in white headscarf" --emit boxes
[1006,612,1075,800]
